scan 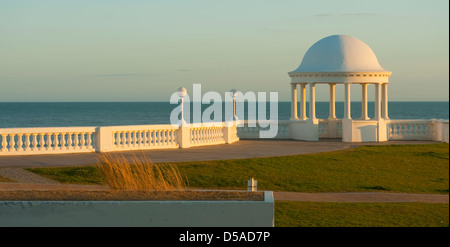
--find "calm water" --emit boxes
[0,102,448,128]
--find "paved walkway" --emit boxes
[0,140,447,203]
[0,140,440,168]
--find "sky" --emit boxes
[0,0,448,102]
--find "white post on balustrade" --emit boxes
[96,127,113,152]
[177,87,187,126]
[177,87,191,148]
[230,89,239,120]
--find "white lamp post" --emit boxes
[177,87,187,126]
[230,89,238,121]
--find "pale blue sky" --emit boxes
[0,0,448,102]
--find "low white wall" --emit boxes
[0,191,274,227]
[0,123,239,156]
[290,119,319,141]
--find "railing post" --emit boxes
[96,127,113,153]
[178,124,191,148]
[224,122,239,144]
[431,119,442,141]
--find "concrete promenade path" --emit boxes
[0,139,441,168]
[0,140,447,203]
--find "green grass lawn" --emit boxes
[26,143,449,227]
[28,143,449,194]
[275,201,449,227]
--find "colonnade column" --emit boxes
[361,83,369,120]
[329,83,336,119]
[344,83,352,119]
[382,83,389,120]
[375,83,382,120]
[309,83,316,120]
[290,83,298,120]
[299,83,307,120]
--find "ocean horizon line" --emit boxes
[0,101,448,104]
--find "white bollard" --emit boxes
[247,178,257,192]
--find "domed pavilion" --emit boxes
[288,35,392,142]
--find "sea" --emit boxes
[0,102,448,128]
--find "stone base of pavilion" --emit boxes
[289,118,387,142]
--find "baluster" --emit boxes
[143,130,148,146]
[31,134,37,151]
[204,128,207,143]
[80,132,86,149]
[192,129,196,143]
[38,133,45,150]
[86,132,93,149]
[46,133,52,150]
[149,130,154,146]
[66,133,73,150]
[60,133,66,149]
[16,134,23,152]
[120,132,126,148]
[124,131,130,148]
[153,131,157,145]
[130,131,135,147]
[9,134,16,152]
[24,134,31,151]
[137,131,142,147]
[158,130,163,145]
[156,130,161,146]
[53,133,60,150]
[72,133,79,149]
[1,134,7,152]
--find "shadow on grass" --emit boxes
[359,185,389,191]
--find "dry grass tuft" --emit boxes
[96,153,187,191]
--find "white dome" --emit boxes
[291,35,387,73]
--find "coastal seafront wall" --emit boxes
[0,119,448,156]
[0,191,274,227]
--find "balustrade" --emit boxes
[0,127,96,155]
[388,120,432,140]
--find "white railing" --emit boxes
[112,125,179,151]
[1,119,447,156]
[0,127,96,155]
[190,124,226,147]
[387,120,432,140]
[0,123,239,156]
